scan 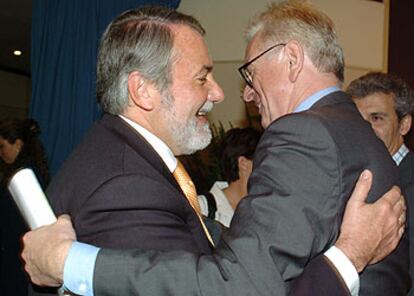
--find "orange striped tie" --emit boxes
[173,160,215,246]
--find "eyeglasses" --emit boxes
[238,43,286,89]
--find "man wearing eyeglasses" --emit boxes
[22,2,409,296]
[237,1,409,294]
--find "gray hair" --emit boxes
[97,6,205,115]
[347,72,414,120]
[245,0,344,82]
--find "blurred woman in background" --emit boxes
[0,118,49,295]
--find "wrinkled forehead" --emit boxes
[356,93,397,114]
[168,24,213,76]
[360,92,395,106]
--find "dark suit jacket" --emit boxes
[33,114,346,296]
[92,91,410,295]
[0,165,49,296]
[48,114,212,254]
[0,188,29,296]
[28,114,213,296]
[1,165,46,296]
[289,255,351,296]
[400,151,414,296]
[400,151,414,190]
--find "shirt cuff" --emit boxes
[63,241,100,296]
[324,246,360,296]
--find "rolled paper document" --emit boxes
[7,168,56,229]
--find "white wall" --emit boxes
[0,70,31,119]
[313,0,386,85]
[178,0,387,129]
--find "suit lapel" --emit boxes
[100,114,181,191]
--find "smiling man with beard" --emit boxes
[46,9,225,250]
[30,7,224,295]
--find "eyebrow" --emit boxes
[369,112,388,117]
[196,65,213,76]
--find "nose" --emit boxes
[208,78,225,103]
[242,85,256,102]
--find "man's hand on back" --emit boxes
[336,170,406,272]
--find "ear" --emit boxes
[237,156,250,175]
[15,139,23,152]
[399,114,412,136]
[283,40,304,83]
[127,71,156,111]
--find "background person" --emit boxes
[199,127,262,227]
[0,118,49,296]
[347,71,414,295]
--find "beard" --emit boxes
[161,91,213,155]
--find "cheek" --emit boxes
[181,105,196,121]
[172,91,202,117]
[371,126,384,138]
[4,146,18,161]
[372,126,392,147]
[0,151,12,163]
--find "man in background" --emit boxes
[348,71,414,295]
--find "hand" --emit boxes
[335,170,406,272]
[21,214,76,286]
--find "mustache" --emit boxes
[198,101,214,114]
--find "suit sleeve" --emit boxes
[92,115,346,295]
[93,248,350,296]
[289,255,351,296]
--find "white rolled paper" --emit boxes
[7,168,56,229]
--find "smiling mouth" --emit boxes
[197,101,214,117]
[197,110,208,116]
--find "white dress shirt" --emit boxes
[198,181,234,227]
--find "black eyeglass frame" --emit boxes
[238,43,286,89]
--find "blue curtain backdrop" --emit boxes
[30,0,180,176]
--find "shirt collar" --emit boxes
[392,144,409,166]
[294,86,341,113]
[119,115,177,172]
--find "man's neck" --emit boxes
[291,72,340,111]
[121,110,157,137]
[223,179,247,210]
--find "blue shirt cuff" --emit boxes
[63,241,100,296]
